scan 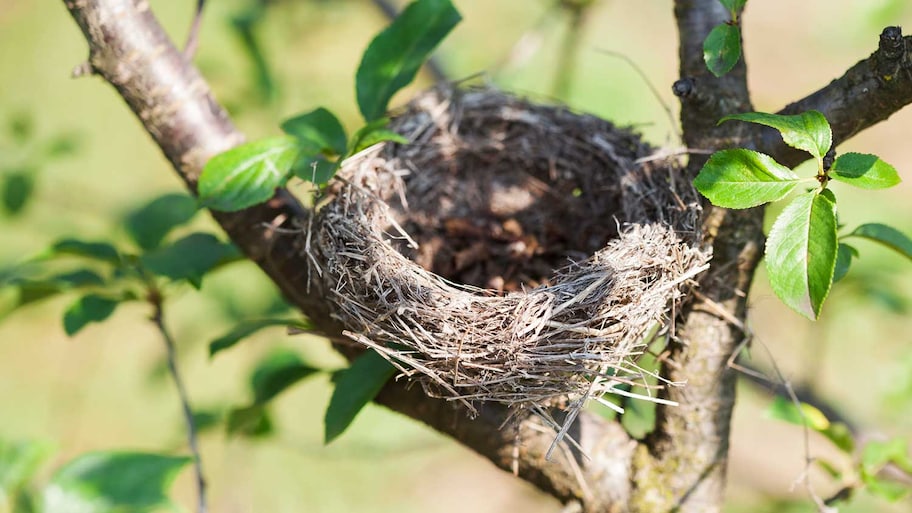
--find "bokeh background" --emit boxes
[1,0,911,512]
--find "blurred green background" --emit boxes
[1,0,911,511]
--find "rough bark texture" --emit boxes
[61,0,912,511]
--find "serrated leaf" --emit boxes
[848,223,912,261]
[140,232,241,287]
[830,152,901,189]
[693,149,800,208]
[124,193,199,250]
[62,294,121,336]
[721,111,832,159]
[325,350,396,444]
[719,0,747,12]
[833,243,858,283]
[291,155,339,185]
[43,239,120,264]
[2,171,35,216]
[0,439,53,491]
[703,23,741,77]
[765,396,831,430]
[280,107,347,156]
[198,136,298,212]
[209,318,312,357]
[766,190,838,319]
[356,0,461,121]
[42,452,190,513]
[249,349,321,404]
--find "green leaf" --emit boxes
[693,149,800,208]
[124,193,199,250]
[847,223,912,261]
[42,452,190,513]
[209,318,312,357]
[864,477,910,502]
[43,239,120,264]
[822,422,855,453]
[815,459,843,480]
[324,350,396,443]
[140,232,241,288]
[702,23,741,77]
[0,439,53,492]
[351,127,408,154]
[833,243,858,283]
[2,170,35,216]
[719,0,747,12]
[280,107,348,156]
[830,152,901,189]
[198,136,299,212]
[863,438,912,474]
[62,294,121,336]
[249,349,321,404]
[765,396,831,430]
[766,190,838,319]
[5,270,106,314]
[356,0,461,121]
[720,111,832,159]
[226,405,273,438]
[291,155,339,185]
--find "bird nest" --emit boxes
[304,87,709,437]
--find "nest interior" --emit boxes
[306,87,709,427]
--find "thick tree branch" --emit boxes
[62,0,632,510]
[630,2,759,512]
[765,26,912,167]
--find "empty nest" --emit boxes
[304,87,710,437]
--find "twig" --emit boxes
[183,0,205,59]
[150,294,207,513]
[552,3,588,98]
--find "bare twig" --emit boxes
[183,0,206,59]
[150,293,207,513]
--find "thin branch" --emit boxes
[552,3,588,99]
[150,293,207,513]
[183,0,205,59]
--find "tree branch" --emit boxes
[765,26,912,167]
[61,1,632,510]
[630,2,759,512]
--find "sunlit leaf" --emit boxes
[693,149,800,208]
[356,0,461,121]
[765,396,830,430]
[703,23,741,77]
[281,107,347,156]
[822,422,855,453]
[325,350,396,443]
[863,438,912,474]
[42,452,190,513]
[830,152,901,189]
[721,111,832,159]
[847,223,912,261]
[209,318,312,357]
[766,190,838,319]
[0,439,53,492]
[719,0,747,12]
[124,193,198,250]
[351,127,408,154]
[198,136,298,212]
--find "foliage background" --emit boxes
[0,0,910,511]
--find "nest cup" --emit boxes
[306,87,710,428]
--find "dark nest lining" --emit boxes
[304,87,710,441]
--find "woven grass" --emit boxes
[304,87,709,441]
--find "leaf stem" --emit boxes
[150,292,207,513]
